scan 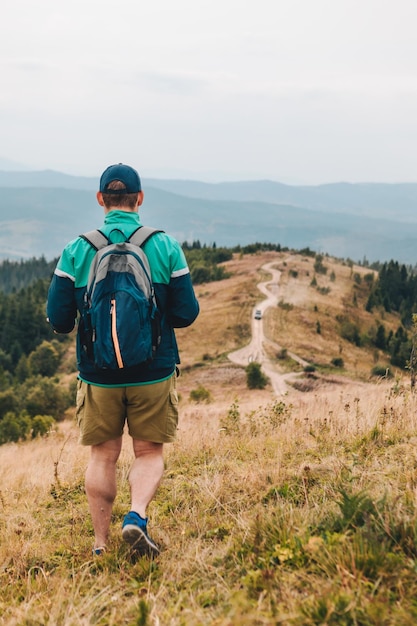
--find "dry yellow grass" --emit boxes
[178,250,401,402]
[1,250,416,625]
[264,253,399,379]
[2,375,417,624]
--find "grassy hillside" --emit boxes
[177,251,403,384]
[1,252,416,625]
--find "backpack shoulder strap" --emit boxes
[128,226,164,248]
[80,229,109,251]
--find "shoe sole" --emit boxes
[122,524,160,557]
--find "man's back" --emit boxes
[46,163,199,558]
[47,208,199,385]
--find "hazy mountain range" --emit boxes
[1,169,417,264]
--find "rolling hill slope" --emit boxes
[1,169,417,263]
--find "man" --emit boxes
[47,163,199,557]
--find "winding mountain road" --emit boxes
[228,261,307,396]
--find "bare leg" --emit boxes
[129,440,164,518]
[85,437,122,549]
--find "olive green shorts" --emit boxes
[75,374,179,446]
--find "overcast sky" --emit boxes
[1,0,417,184]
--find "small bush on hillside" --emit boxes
[371,365,393,378]
[189,385,212,403]
[331,357,344,368]
[0,411,31,444]
[31,414,55,438]
[303,364,316,373]
[262,400,293,430]
[278,301,293,311]
[339,320,361,346]
[219,400,240,433]
[246,362,268,389]
[299,247,316,257]
[314,254,328,275]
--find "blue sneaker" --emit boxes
[122,511,160,557]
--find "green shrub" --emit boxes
[0,411,31,444]
[0,389,20,417]
[189,385,212,403]
[28,341,61,377]
[340,320,361,346]
[20,377,71,420]
[371,365,393,378]
[31,414,55,438]
[303,364,316,373]
[278,301,293,311]
[189,263,230,285]
[314,255,328,274]
[246,362,268,389]
[219,400,240,433]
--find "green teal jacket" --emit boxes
[46,210,199,385]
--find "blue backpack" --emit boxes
[80,226,162,371]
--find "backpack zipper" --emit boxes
[110,298,124,368]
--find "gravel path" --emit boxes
[228,261,296,396]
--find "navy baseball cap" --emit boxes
[99,163,142,194]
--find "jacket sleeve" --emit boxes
[148,234,199,328]
[46,264,78,334]
[167,270,200,328]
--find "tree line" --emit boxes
[183,241,282,283]
[0,256,56,294]
[0,273,73,444]
[351,259,417,369]
[366,260,417,325]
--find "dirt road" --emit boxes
[228,262,292,396]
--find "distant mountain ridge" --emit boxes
[0,169,417,263]
[146,179,417,222]
[2,169,417,220]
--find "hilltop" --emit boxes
[177,250,403,398]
